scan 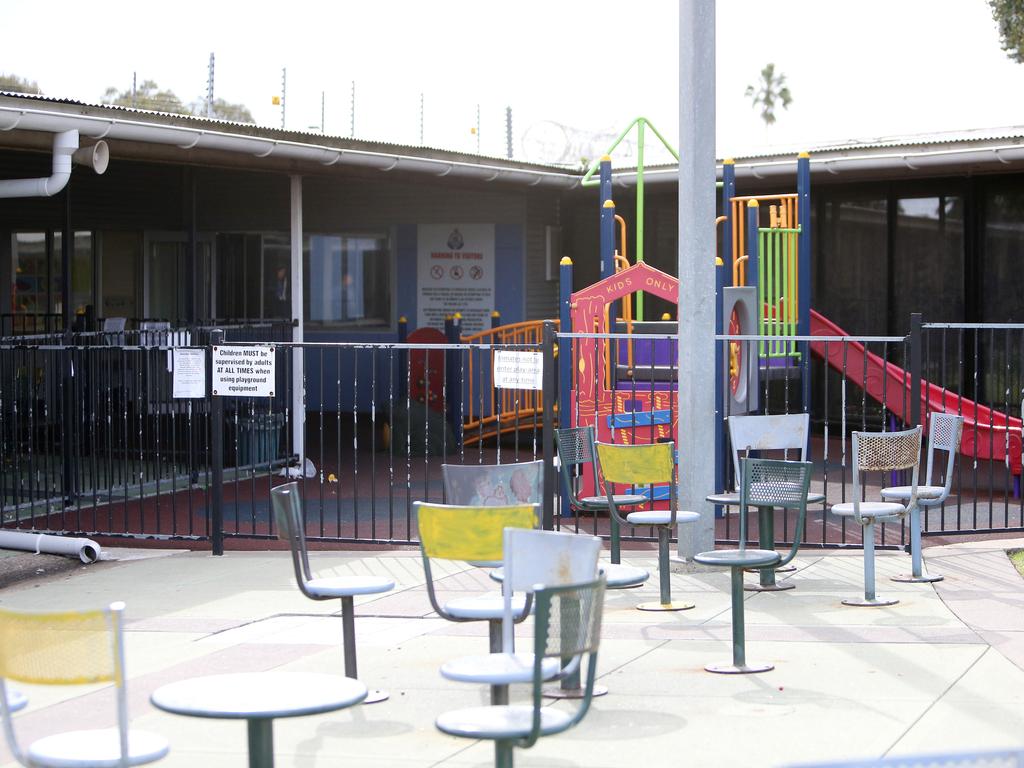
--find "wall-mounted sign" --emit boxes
[493,350,543,391]
[417,224,495,334]
[212,345,275,397]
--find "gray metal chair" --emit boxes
[555,426,649,589]
[882,413,963,583]
[831,427,922,607]
[0,602,169,768]
[435,575,606,768]
[595,440,700,611]
[695,458,812,674]
[442,460,544,507]
[272,481,395,703]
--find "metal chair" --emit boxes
[0,601,169,768]
[272,481,395,704]
[415,501,538,704]
[439,528,601,706]
[882,413,963,582]
[435,575,606,768]
[555,426,649,589]
[695,458,813,673]
[595,440,700,611]
[442,460,544,507]
[831,427,922,607]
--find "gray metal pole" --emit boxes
[677,0,716,559]
[290,175,305,473]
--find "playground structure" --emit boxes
[462,116,1024,508]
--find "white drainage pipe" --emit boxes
[0,129,78,199]
[0,530,101,564]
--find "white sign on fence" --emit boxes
[493,350,543,391]
[212,345,276,397]
[172,348,206,399]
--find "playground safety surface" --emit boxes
[2,539,1024,767]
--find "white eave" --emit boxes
[0,102,581,189]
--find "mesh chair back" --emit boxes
[595,442,675,485]
[743,458,813,509]
[0,606,120,685]
[556,427,597,470]
[533,578,606,660]
[925,413,963,490]
[415,502,538,561]
[442,460,543,506]
[854,428,922,472]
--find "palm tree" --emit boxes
[745,63,793,126]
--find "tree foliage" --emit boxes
[990,0,1024,63]
[102,80,190,114]
[744,63,793,127]
[0,73,41,95]
[102,79,254,123]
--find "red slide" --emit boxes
[809,309,1023,475]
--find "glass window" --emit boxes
[893,196,963,326]
[303,234,390,328]
[983,190,1024,322]
[12,231,93,328]
[818,198,888,336]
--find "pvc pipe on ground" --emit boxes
[0,530,101,564]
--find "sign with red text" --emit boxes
[417,224,495,333]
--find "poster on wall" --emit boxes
[417,224,495,334]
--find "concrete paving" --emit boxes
[0,540,1022,767]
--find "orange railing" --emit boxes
[460,319,558,444]
[729,193,797,286]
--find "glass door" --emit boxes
[144,234,212,322]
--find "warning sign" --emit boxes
[493,351,543,391]
[212,345,275,397]
[417,223,495,334]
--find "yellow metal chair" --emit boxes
[0,601,169,768]
[416,501,538,704]
[595,441,700,611]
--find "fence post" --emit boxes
[558,258,573,518]
[542,321,556,531]
[448,313,463,449]
[210,329,224,556]
[909,313,922,429]
[397,316,408,403]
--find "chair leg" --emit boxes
[892,507,943,583]
[488,619,508,705]
[495,740,515,768]
[340,596,389,703]
[247,719,274,768]
[843,521,898,607]
[637,526,693,612]
[705,566,773,674]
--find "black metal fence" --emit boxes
[3,314,1024,551]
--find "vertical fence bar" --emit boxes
[910,314,922,430]
[542,321,556,531]
[210,329,224,556]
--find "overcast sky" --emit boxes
[5,0,1024,166]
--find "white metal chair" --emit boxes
[831,427,922,607]
[882,413,963,582]
[0,601,169,768]
[435,574,606,768]
[727,413,811,490]
[272,481,395,703]
[442,460,544,508]
[440,528,601,704]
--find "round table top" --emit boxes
[151,672,367,720]
[706,490,826,506]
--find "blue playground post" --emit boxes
[746,200,760,326]
[715,160,736,517]
[559,257,573,518]
[600,199,616,281]
[797,152,812,415]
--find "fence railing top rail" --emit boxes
[559,331,907,344]
[923,322,1024,330]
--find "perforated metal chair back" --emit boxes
[852,427,922,518]
[442,460,544,506]
[739,458,813,561]
[727,413,809,491]
[924,413,963,496]
[555,426,599,508]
